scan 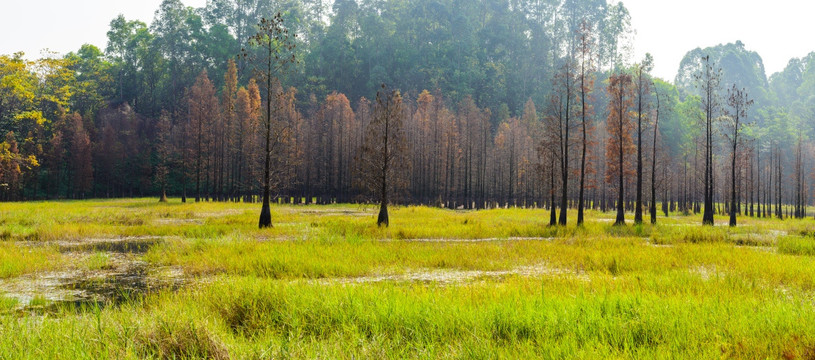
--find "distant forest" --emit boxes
[1,0,814,222]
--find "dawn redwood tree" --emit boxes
[539,140,558,227]
[520,99,541,206]
[543,89,560,225]
[68,113,93,199]
[220,59,238,200]
[543,88,568,226]
[650,82,661,224]
[554,59,575,226]
[187,70,219,202]
[234,81,261,201]
[155,111,172,202]
[245,79,261,200]
[695,55,722,225]
[409,91,430,203]
[174,110,189,203]
[243,14,297,228]
[271,85,304,198]
[457,96,490,209]
[409,90,457,205]
[494,117,527,204]
[302,94,324,199]
[748,143,755,217]
[576,21,595,226]
[606,72,635,226]
[775,145,782,219]
[49,112,93,199]
[633,54,653,224]
[358,85,408,227]
[793,136,805,218]
[438,97,461,204]
[493,119,506,204]
[594,120,608,212]
[234,87,251,199]
[725,85,753,226]
[319,92,356,199]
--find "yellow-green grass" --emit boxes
[2,199,815,358]
[142,236,815,291]
[0,243,62,279]
[2,275,815,359]
[2,198,804,242]
[81,252,112,271]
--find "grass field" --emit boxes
[2,199,815,359]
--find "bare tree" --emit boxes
[243,13,297,228]
[358,85,409,227]
[634,54,653,224]
[187,70,218,203]
[650,82,660,224]
[724,85,753,226]
[695,55,722,225]
[551,59,576,225]
[576,21,595,226]
[606,72,635,226]
[155,110,172,202]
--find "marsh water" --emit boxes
[1,236,184,313]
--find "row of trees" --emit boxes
[94,0,636,125]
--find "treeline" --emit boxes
[1,0,814,225]
[0,0,632,202]
[94,0,635,122]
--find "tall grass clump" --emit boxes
[135,318,230,360]
[778,235,815,256]
[0,244,62,278]
[651,225,729,244]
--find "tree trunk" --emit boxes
[377,96,391,227]
[615,101,625,226]
[559,65,571,226]
[703,117,713,224]
[549,156,557,226]
[378,190,389,227]
[650,88,660,224]
[577,50,588,226]
[730,135,737,227]
[259,50,273,229]
[635,77,644,224]
[702,63,714,225]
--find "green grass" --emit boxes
[2,198,815,358]
[0,243,62,278]
[3,275,815,359]
[82,252,112,271]
[778,235,815,256]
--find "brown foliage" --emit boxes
[605,72,635,188]
[356,86,409,203]
[187,70,219,201]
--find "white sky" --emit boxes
[0,0,206,57]
[619,0,815,81]
[1,0,813,83]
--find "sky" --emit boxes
[0,0,206,57]
[618,0,815,81]
[1,0,814,83]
